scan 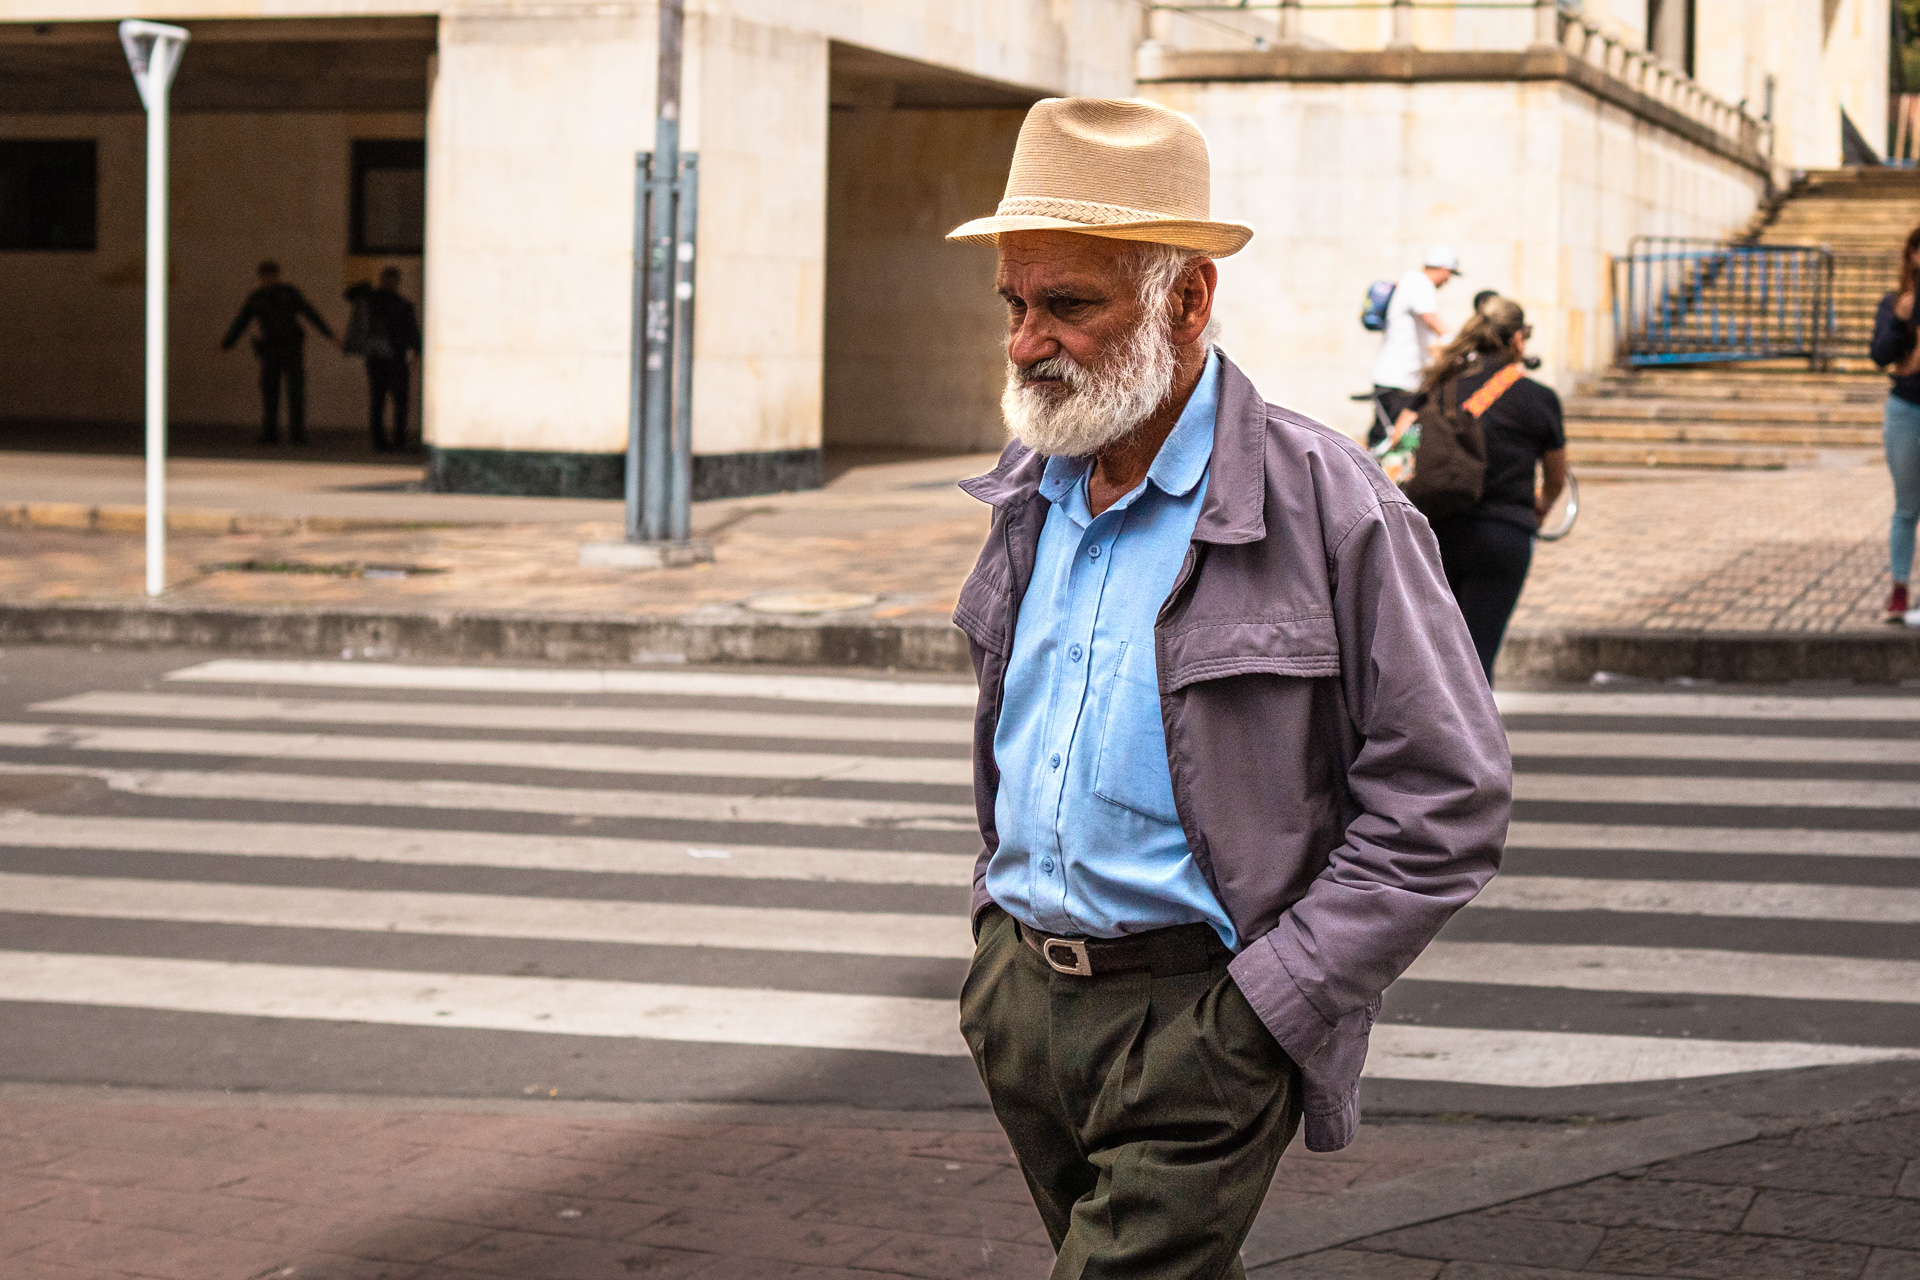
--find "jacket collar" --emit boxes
[1192,351,1267,545]
[960,349,1268,547]
[958,439,1046,509]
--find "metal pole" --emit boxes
[144,70,168,595]
[635,0,684,544]
[120,20,187,597]
[669,153,698,542]
[625,150,649,543]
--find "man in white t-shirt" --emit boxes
[1369,245,1461,441]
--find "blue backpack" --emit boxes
[1361,280,1396,331]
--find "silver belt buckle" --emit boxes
[1042,937,1092,976]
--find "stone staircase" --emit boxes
[1565,367,1884,469]
[1565,168,1919,469]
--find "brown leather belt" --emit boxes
[1017,919,1227,978]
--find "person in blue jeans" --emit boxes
[1868,222,1920,625]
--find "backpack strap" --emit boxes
[1462,361,1526,418]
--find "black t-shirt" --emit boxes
[1421,360,1565,530]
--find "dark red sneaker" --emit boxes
[1889,584,1910,623]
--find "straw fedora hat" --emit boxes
[946,97,1252,257]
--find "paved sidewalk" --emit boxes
[2,448,1915,679]
[0,450,996,628]
[1273,1108,1920,1279]
[2,1089,1913,1279]
[0,1091,1569,1280]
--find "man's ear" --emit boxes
[1172,259,1218,347]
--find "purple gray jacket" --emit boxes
[953,354,1512,1152]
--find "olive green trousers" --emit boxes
[959,908,1303,1280]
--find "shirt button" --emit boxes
[1088,545,1101,559]
[1041,858,1055,874]
[1049,753,1061,769]
[1068,644,1083,662]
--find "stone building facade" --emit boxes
[0,0,1890,492]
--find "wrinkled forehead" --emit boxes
[995,230,1135,295]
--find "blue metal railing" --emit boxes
[1613,237,1835,368]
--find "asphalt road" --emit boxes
[1,644,1916,1121]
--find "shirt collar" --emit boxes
[1037,347,1221,505]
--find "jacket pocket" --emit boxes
[1159,613,1341,692]
[953,563,1012,656]
[1092,640,1181,824]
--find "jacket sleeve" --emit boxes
[219,298,255,351]
[1229,495,1510,1067]
[293,288,336,340]
[1871,294,1912,369]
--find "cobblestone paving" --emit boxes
[1270,1110,1920,1280]
[1511,463,1896,637]
[0,451,1904,637]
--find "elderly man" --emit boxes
[948,98,1511,1278]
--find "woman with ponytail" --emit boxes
[1408,295,1567,682]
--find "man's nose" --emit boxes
[1007,312,1060,368]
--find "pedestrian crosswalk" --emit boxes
[1,656,1916,1103]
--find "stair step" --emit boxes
[1573,374,1886,400]
[1565,440,1799,469]
[1563,400,1881,424]
[1566,420,1880,445]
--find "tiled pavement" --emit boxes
[1262,1111,1920,1280]
[0,1095,1571,1280]
[2,1094,1916,1278]
[1509,463,1899,638]
[0,449,1905,639]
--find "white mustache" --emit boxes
[1012,355,1078,385]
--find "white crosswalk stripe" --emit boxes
[2,659,1916,1098]
[0,722,974,786]
[1505,822,1920,859]
[0,951,969,1057]
[0,813,975,884]
[162,658,980,706]
[1405,942,1920,1005]
[31,691,975,746]
[0,764,979,829]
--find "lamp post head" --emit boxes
[119,20,189,110]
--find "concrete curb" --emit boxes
[0,501,468,536]
[1500,626,1920,684]
[0,600,975,673]
[1242,1110,1761,1270]
[4,600,1917,681]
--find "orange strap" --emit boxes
[1462,361,1526,418]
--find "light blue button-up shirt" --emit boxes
[987,350,1236,949]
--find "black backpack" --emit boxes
[1373,361,1522,522]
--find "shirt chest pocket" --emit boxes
[1091,640,1181,825]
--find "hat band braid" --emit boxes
[994,195,1176,226]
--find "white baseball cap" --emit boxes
[1423,245,1462,273]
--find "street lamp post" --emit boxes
[119,20,189,598]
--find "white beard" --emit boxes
[1000,310,1177,458]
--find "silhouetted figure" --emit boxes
[344,266,423,452]
[220,260,335,445]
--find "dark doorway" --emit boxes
[822,43,1042,463]
[0,18,433,462]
